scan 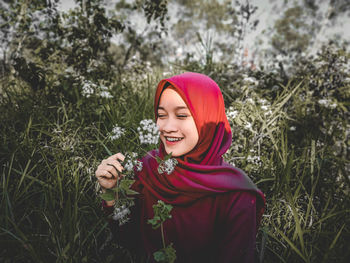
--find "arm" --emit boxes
[216,191,257,263]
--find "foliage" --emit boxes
[148,200,173,230]
[148,200,176,263]
[0,0,349,262]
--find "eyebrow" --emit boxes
[157,106,189,111]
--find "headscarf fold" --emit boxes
[132,72,265,222]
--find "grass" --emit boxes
[1,62,349,263]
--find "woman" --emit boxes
[96,72,265,262]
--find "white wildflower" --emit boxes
[247,155,261,166]
[100,90,113,98]
[259,98,268,105]
[246,98,255,104]
[123,153,143,172]
[261,105,269,111]
[135,160,143,171]
[81,81,96,98]
[99,85,113,98]
[318,99,329,106]
[318,99,337,109]
[137,119,159,145]
[113,205,131,226]
[244,77,258,86]
[158,158,178,175]
[227,107,238,120]
[290,126,296,131]
[244,122,252,130]
[110,125,125,140]
[329,103,337,109]
[264,110,273,116]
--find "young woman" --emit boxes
[95,72,265,262]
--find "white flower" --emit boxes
[259,98,268,105]
[318,99,329,106]
[243,77,256,83]
[329,103,337,109]
[137,119,159,145]
[113,206,131,226]
[158,158,178,175]
[227,107,238,120]
[264,110,272,116]
[244,122,252,130]
[100,90,113,98]
[99,85,113,98]
[135,160,143,171]
[246,98,255,104]
[261,105,268,111]
[81,81,96,97]
[290,126,296,131]
[123,152,143,172]
[318,99,337,109]
[110,125,125,140]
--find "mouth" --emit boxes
[164,136,184,144]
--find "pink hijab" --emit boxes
[133,72,265,223]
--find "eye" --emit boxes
[157,113,167,118]
[177,114,188,118]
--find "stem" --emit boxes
[126,131,159,160]
[160,222,166,249]
[115,172,120,204]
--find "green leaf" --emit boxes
[153,243,177,263]
[153,250,166,262]
[164,243,177,263]
[100,190,115,201]
[119,179,135,190]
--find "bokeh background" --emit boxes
[0,0,349,262]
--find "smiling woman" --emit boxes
[95,72,265,263]
[157,88,199,157]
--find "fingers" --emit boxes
[95,153,126,183]
[108,153,125,163]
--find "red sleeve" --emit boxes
[216,191,257,263]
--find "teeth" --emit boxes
[166,137,182,142]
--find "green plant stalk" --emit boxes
[160,222,166,249]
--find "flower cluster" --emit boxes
[99,85,113,99]
[137,119,160,145]
[81,80,113,98]
[112,205,131,225]
[123,152,143,172]
[317,99,337,109]
[158,158,178,175]
[82,81,95,98]
[109,125,125,140]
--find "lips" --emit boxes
[164,136,184,145]
[166,136,183,142]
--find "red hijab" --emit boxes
[133,72,265,222]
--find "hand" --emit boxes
[95,153,125,190]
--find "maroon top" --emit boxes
[104,185,258,263]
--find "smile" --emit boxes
[165,137,183,142]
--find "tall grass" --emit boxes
[1,54,349,262]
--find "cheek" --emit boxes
[185,122,199,141]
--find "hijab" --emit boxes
[132,72,265,223]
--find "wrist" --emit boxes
[105,200,116,206]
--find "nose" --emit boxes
[158,118,178,133]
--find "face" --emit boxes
[157,88,199,157]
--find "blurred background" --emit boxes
[0,0,349,262]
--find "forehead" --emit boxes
[158,88,188,109]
